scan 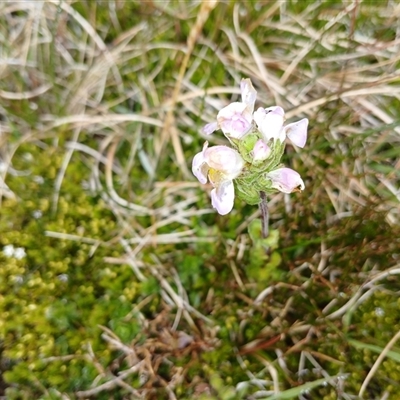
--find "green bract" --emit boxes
[233,129,287,205]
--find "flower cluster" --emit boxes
[2,244,26,259]
[192,78,308,215]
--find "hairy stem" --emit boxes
[259,191,269,238]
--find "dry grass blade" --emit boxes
[326,265,400,320]
[75,363,145,398]
[359,329,400,398]
[156,0,218,177]
[47,0,123,95]
[0,83,52,100]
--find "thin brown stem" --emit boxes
[259,191,269,238]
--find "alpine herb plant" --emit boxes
[192,78,308,236]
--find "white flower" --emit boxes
[32,210,43,219]
[3,244,15,257]
[14,247,26,259]
[267,168,305,193]
[57,274,69,282]
[12,275,24,284]
[203,78,257,139]
[192,142,244,215]
[254,106,308,148]
[2,245,26,259]
[33,175,44,184]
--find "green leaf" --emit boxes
[348,339,400,363]
[264,375,343,400]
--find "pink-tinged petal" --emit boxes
[254,106,285,142]
[204,145,244,179]
[192,142,209,184]
[285,118,308,148]
[267,167,305,193]
[240,78,257,113]
[252,139,271,162]
[218,102,247,120]
[265,106,285,118]
[217,102,252,139]
[202,122,218,135]
[224,115,251,139]
[253,107,267,127]
[211,180,235,215]
[192,152,208,184]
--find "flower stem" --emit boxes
[259,191,269,238]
